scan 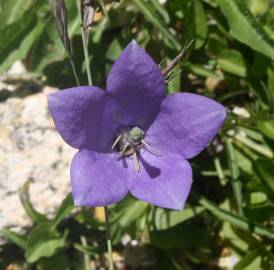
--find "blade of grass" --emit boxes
[225,138,243,216]
[214,157,227,186]
[132,0,181,50]
[232,132,273,158]
[150,0,170,24]
[81,236,91,270]
[194,194,274,239]
[0,229,27,249]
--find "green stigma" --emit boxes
[129,127,144,142]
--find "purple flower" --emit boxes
[48,40,227,210]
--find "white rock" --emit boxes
[0,87,75,229]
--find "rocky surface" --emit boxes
[0,85,75,229]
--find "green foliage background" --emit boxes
[1,0,274,269]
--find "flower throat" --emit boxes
[111,126,159,172]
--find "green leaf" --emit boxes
[222,222,248,254]
[251,53,268,78]
[233,132,273,158]
[0,0,33,28]
[258,120,274,140]
[105,39,123,62]
[249,192,268,205]
[253,159,274,198]
[186,0,208,49]
[150,0,170,24]
[196,195,274,239]
[150,223,212,252]
[50,193,74,230]
[234,249,261,270]
[217,0,274,60]
[74,242,105,256]
[247,0,269,16]
[267,67,274,99]
[37,254,69,270]
[185,63,222,79]
[111,196,148,228]
[218,49,247,77]
[0,229,27,249]
[0,9,45,73]
[26,223,66,263]
[148,206,204,231]
[265,6,274,37]
[225,139,243,216]
[234,148,253,175]
[206,33,228,57]
[132,0,181,50]
[20,181,48,224]
[201,0,217,7]
[0,9,35,60]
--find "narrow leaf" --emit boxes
[218,49,247,77]
[0,229,27,249]
[196,195,274,239]
[217,0,274,59]
[19,181,48,224]
[148,206,204,231]
[225,139,243,216]
[50,193,74,229]
[186,0,208,49]
[132,0,181,50]
[253,159,274,199]
[0,0,33,28]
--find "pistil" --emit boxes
[112,126,160,172]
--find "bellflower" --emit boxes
[48,40,227,210]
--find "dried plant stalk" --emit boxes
[49,0,79,85]
[49,0,72,56]
[161,40,194,77]
[82,0,95,45]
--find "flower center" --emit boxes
[112,126,144,153]
[112,126,159,172]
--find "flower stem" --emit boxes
[69,57,80,86]
[104,206,114,270]
[75,2,113,268]
[76,0,93,86]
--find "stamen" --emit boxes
[133,152,140,172]
[111,126,147,172]
[120,148,134,156]
[120,142,130,155]
[142,140,161,156]
[111,133,123,150]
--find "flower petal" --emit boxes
[70,150,129,206]
[107,40,166,129]
[129,151,192,210]
[48,86,128,152]
[146,93,227,159]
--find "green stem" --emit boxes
[76,0,93,86]
[80,236,90,270]
[104,206,114,270]
[75,2,112,268]
[225,138,243,217]
[214,157,227,186]
[69,57,80,86]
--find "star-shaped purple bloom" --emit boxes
[48,40,227,210]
